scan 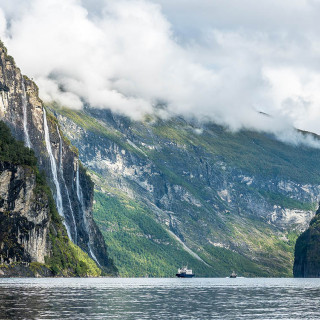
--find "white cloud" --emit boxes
[1,0,320,145]
[0,9,7,38]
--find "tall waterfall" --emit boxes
[57,125,77,244]
[76,162,100,266]
[43,108,72,239]
[21,80,31,148]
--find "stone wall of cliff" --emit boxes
[0,41,116,275]
[0,120,103,277]
[0,162,50,266]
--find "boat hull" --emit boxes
[176,273,195,278]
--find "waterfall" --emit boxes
[57,125,77,244]
[0,92,4,113]
[21,80,31,148]
[43,108,72,239]
[76,163,83,205]
[76,162,100,266]
[88,246,100,267]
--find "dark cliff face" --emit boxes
[0,161,50,266]
[0,160,103,277]
[0,121,103,277]
[293,206,320,277]
[0,42,116,275]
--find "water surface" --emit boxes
[0,278,319,319]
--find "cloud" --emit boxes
[0,9,6,37]
[1,0,320,146]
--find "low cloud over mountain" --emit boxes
[1,0,320,146]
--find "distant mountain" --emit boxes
[52,105,320,277]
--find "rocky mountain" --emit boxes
[52,106,320,277]
[0,41,116,276]
[0,121,100,277]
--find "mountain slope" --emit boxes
[53,106,320,277]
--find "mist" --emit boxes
[1,0,320,146]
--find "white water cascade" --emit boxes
[43,108,72,239]
[57,125,77,244]
[0,92,5,113]
[76,162,100,266]
[21,80,31,148]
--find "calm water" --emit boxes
[0,278,320,319]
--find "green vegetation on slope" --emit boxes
[0,121,36,166]
[152,119,320,184]
[93,190,292,277]
[93,191,216,277]
[223,218,297,277]
[46,231,101,277]
[258,190,316,211]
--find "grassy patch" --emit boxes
[0,121,37,166]
[46,228,101,277]
[258,190,316,211]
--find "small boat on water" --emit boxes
[176,266,195,278]
[230,271,237,278]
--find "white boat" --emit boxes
[176,266,195,278]
[230,271,237,278]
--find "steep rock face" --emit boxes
[55,107,320,276]
[0,159,102,277]
[293,206,320,277]
[0,162,50,265]
[0,42,116,274]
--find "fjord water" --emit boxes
[0,278,320,319]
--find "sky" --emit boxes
[1,0,320,145]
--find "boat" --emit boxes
[230,271,237,278]
[176,266,195,278]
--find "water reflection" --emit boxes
[0,278,320,319]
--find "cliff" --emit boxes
[293,205,320,277]
[0,121,100,277]
[0,40,117,275]
[0,162,50,265]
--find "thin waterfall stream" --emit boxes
[21,80,31,148]
[43,108,72,239]
[57,125,77,244]
[76,163,100,266]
